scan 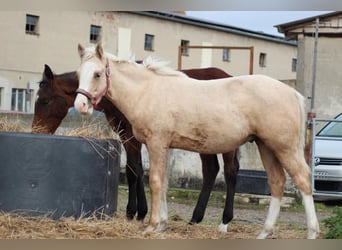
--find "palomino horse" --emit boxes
[32,64,239,230]
[74,44,320,238]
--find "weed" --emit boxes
[323,206,342,239]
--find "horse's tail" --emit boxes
[295,91,307,159]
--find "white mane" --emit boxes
[83,46,185,77]
[142,56,186,77]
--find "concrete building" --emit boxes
[0,11,297,113]
[276,11,342,119]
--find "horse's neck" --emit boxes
[56,72,78,93]
[55,72,78,106]
[106,64,152,122]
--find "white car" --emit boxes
[313,113,342,201]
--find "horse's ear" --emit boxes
[78,43,85,58]
[43,64,54,80]
[95,43,104,59]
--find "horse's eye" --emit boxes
[95,72,101,78]
[39,98,50,105]
[39,81,47,88]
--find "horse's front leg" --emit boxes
[143,140,169,234]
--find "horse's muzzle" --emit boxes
[74,94,94,115]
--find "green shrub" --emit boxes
[323,206,342,239]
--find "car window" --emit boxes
[317,113,342,137]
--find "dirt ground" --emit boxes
[111,188,331,239]
[0,187,334,239]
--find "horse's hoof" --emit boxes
[136,215,145,223]
[307,227,320,239]
[126,212,135,221]
[156,221,167,232]
[137,215,146,221]
[141,222,167,234]
[217,222,228,232]
[257,228,274,239]
[307,232,317,239]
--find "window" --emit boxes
[26,14,39,35]
[90,25,101,43]
[259,53,267,67]
[292,58,297,72]
[11,88,32,112]
[181,40,190,56]
[222,48,230,62]
[144,34,154,51]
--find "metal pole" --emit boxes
[305,18,319,165]
[310,17,319,113]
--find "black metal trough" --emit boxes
[0,132,120,219]
[235,169,271,195]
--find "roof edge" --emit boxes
[130,11,296,46]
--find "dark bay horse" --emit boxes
[74,44,320,238]
[32,64,239,231]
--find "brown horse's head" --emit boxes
[31,64,78,134]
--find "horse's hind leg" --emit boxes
[256,141,286,239]
[218,150,239,232]
[276,149,320,239]
[189,154,219,225]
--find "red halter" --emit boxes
[76,58,110,109]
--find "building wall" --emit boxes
[117,12,297,80]
[0,11,118,111]
[297,35,342,118]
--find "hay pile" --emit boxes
[0,210,310,239]
[60,119,119,140]
[1,115,119,140]
[0,117,28,133]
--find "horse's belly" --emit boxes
[170,133,241,154]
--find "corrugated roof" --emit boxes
[275,11,341,35]
[130,11,296,46]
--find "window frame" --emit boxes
[25,14,39,35]
[90,25,101,44]
[259,52,267,67]
[291,58,297,72]
[181,40,190,56]
[11,88,25,112]
[222,48,231,62]
[144,34,154,51]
